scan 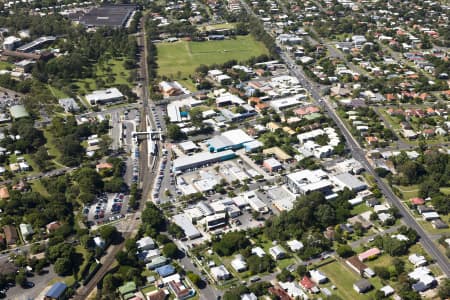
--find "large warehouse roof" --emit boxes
[173,150,236,172]
[79,4,137,28]
[207,129,254,151]
[172,214,201,239]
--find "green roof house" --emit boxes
[9,105,29,119]
[118,281,137,300]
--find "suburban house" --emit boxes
[210,265,231,281]
[358,247,381,262]
[346,256,375,277]
[3,225,18,245]
[269,245,286,260]
[353,279,372,293]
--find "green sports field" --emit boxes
[156,35,268,78]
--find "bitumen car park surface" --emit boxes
[85,192,129,225]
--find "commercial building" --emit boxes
[203,213,226,231]
[172,214,202,240]
[270,96,302,112]
[263,158,283,173]
[17,36,56,53]
[79,4,137,28]
[172,150,236,172]
[242,191,268,213]
[85,88,124,105]
[332,173,367,192]
[159,81,185,97]
[2,36,21,50]
[207,129,254,152]
[286,169,334,196]
[178,141,199,154]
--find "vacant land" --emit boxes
[156,35,268,79]
[75,57,132,94]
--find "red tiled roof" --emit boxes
[410,197,425,205]
[300,276,316,289]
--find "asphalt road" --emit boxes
[239,0,450,278]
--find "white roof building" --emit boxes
[251,246,266,258]
[422,211,440,221]
[242,191,267,213]
[85,88,124,105]
[287,240,304,252]
[241,293,258,300]
[310,270,327,284]
[380,285,395,297]
[210,265,231,281]
[408,266,431,280]
[278,281,309,299]
[137,236,156,251]
[231,255,247,272]
[172,213,202,240]
[270,96,302,112]
[408,254,427,267]
[93,236,105,248]
[332,173,367,192]
[19,223,33,237]
[269,245,286,260]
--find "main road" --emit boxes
[239,0,450,277]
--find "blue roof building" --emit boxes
[45,282,67,299]
[155,264,176,277]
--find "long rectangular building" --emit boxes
[173,150,236,172]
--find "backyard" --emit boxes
[319,260,382,300]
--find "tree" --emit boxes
[314,204,336,228]
[187,272,201,287]
[438,278,450,299]
[98,225,120,245]
[167,124,185,141]
[54,257,73,275]
[162,242,179,259]
[168,223,185,239]
[15,272,27,287]
[276,269,293,282]
[247,255,275,274]
[296,265,307,277]
[375,167,390,178]
[374,266,390,280]
[213,231,250,256]
[336,245,354,258]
